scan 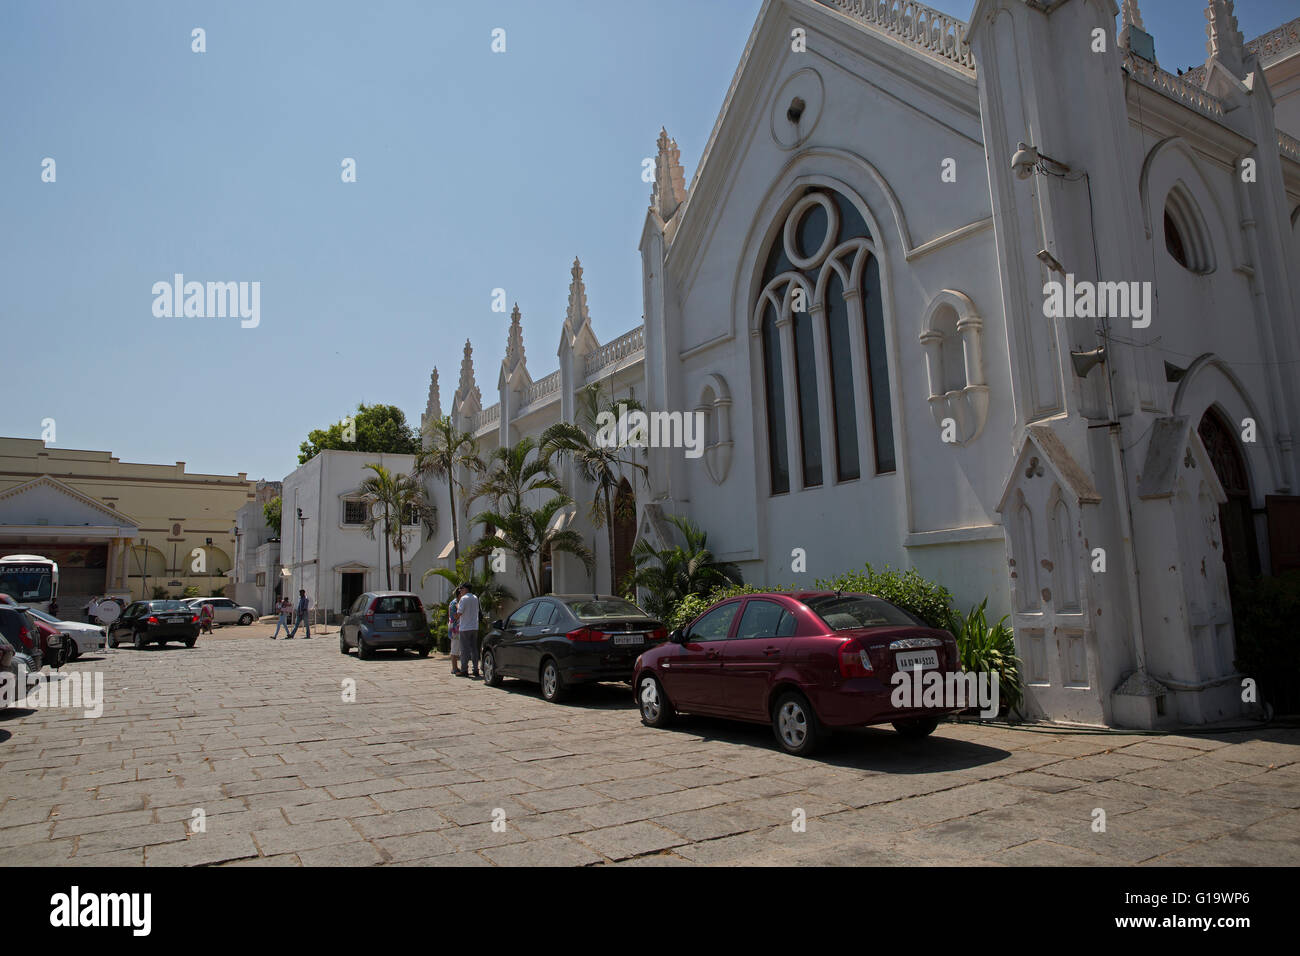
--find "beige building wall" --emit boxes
[0,437,256,607]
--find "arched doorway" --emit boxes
[1198,408,1259,586]
[612,478,636,595]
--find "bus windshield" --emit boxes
[0,563,54,603]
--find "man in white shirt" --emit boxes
[456,584,481,679]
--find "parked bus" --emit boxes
[0,554,60,614]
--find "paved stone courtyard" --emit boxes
[2,622,1298,866]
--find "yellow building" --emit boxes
[0,437,256,610]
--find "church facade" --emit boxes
[410,0,1300,730]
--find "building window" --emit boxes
[343,498,368,525]
[255,572,267,587]
[753,186,896,492]
[1163,185,1215,274]
[760,303,790,495]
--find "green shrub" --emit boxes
[429,604,450,654]
[182,585,200,598]
[948,599,1022,716]
[1232,571,1300,714]
[815,563,953,628]
[151,585,168,600]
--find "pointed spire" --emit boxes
[1122,0,1145,33]
[564,257,591,335]
[505,303,526,371]
[425,368,442,421]
[454,339,480,410]
[1205,0,1245,74]
[651,128,687,222]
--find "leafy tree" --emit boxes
[415,416,483,567]
[263,496,282,535]
[623,514,742,619]
[298,403,420,464]
[541,382,648,593]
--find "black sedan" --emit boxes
[480,595,666,702]
[107,600,201,649]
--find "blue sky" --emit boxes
[1,0,1294,482]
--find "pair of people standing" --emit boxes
[447,584,480,679]
[270,590,311,640]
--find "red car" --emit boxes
[632,591,962,756]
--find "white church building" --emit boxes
[396,0,1300,730]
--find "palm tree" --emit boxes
[541,382,648,593]
[471,437,593,596]
[416,416,482,567]
[623,514,742,619]
[359,463,432,590]
[421,556,514,622]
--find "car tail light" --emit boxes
[414,598,424,612]
[191,615,199,623]
[838,638,874,678]
[15,624,34,651]
[566,627,607,643]
[147,616,159,625]
[364,599,378,625]
[649,627,667,641]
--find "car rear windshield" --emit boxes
[804,595,921,630]
[148,601,188,612]
[565,598,648,621]
[374,596,422,615]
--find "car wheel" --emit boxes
[539,658,567,703]
[133,629,145,650]
[417,645,430,659]
[184,636,197,648]
[482,649,502,687]
[637,674,675,727]
[238,613,253,626]
[772,690,821,757]
[339,634,349,655]
[892,716,940,738]
[67,639,80,661]
[358,636,372,660]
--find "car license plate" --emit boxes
[896,650,938,671]
[391,619,407,629]
[167,617,186,624]
[613,633,644,646]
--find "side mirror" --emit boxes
[492,619,505,632]
[670,628,686,644]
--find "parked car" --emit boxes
[106,600,201,649]
[182,597,257,626]
[480,595,667,702]
[632,591,962,756]
[0,633,26,707]
[0,604,43,678]
[339,591,430,659]
[31,616,66,669]
[27,609,105,660]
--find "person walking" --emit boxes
[199,600,215,635]
[286,589,311,640]
[270,596,291,639]
[457,583,481,680]
[448,587,462,675]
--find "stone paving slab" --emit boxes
[1,630,1297,865]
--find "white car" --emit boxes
[28,608,105,660]
[184,597,258,626]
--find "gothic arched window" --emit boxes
[753,187,896,494]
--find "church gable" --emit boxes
[0,475,140,530]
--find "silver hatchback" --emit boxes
[339,591,431,659]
